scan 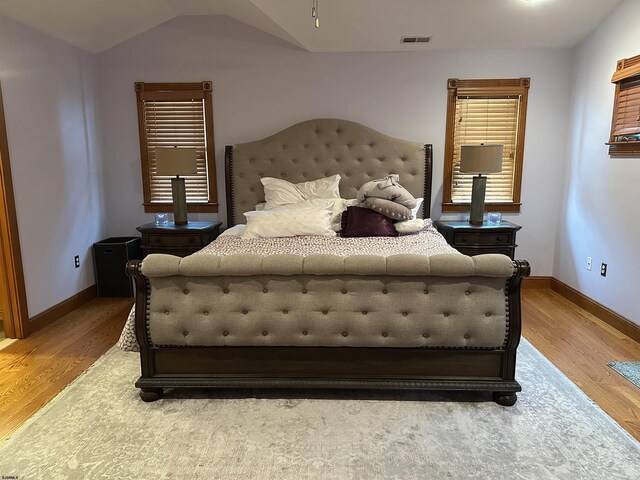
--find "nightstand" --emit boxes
[433,220,521,259]
[137,221,222,258]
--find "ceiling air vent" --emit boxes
[401,36,431,44]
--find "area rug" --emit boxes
[0,340,639,479]
[608,361,640,388]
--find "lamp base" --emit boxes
[171,177,188,225]
[469,175,486,226]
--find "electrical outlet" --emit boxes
[600,263,607,277]
[74,255,80,269]
[586,257,592,271]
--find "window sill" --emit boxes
[442,202,521,213]
[144,203,218,213]
[606,141,640,157]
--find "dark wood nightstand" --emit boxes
[433,220,521,259]
[137,221,222,257]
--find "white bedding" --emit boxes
[242,203,336,239]
[201,219,456,258]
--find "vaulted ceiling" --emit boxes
[0,0,623,54]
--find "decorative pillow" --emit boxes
[218,224,246,237]
[267,198,359,232]
[341,206,398,238]
[336,198,360,231]
[394,218,425,235]
[411,197,424,219]
[361,197,413,221]
[241,206,335,239]
[261,174,341,209]
[355,174,417,209]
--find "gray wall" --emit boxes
[98,15,574,276]
[0,15,105,317]
[554,0,640,324]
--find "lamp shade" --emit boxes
[155,147,198,176]
[459,144,504,174]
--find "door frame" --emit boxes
[0,83,29,339]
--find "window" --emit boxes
[608,54,640,157]
[135,82,217,212]
[442,78,530,213]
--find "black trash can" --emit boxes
[93,237,142,297]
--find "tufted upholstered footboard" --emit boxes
[126,252,530,406]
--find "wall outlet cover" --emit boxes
[587,257,592,271]
[74,255,80,268]
[600,263,607,277]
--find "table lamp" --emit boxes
[459,144,503,226]
[155,147,197,225]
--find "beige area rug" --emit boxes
[0,339,639,479]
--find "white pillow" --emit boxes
[241,207,335,239]
[394,218,425,234]
[261,175,341,209]
[338,198,360,230]
[412,197,424,219]
[219,225,246,237]
[263,198,359,232]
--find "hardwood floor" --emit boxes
[0,297,132,441]
[0,290,638,443]
[522,289,640,441]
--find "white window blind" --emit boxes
[451,97,520,203]
[143,98,210,204]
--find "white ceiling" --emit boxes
[0,0,623,54]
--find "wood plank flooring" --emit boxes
[0,298,132,441]
[522,289,640,441]
[0,290,638,443]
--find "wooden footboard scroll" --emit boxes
[496,259,531,406]
[126,258,531,406]
[125,261,157,400]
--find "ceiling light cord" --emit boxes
[312,0,319,28]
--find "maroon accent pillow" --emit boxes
[341,206,398,237]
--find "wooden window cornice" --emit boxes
[611,55,640,83]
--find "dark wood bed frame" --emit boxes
[127,141,530,406]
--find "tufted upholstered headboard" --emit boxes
[224,118,432,227]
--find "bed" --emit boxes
[126,118,530,405]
